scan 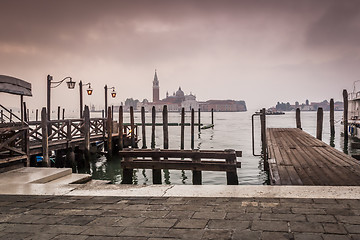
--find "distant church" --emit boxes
[144,70,198,111]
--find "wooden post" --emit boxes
[104,85,108,118]
[163,105,169,149]
[107,106,113,157]
[192,150,202,185]
[330,98,335,137]
[62,108,65,120]
[20,94,24,121]
[57,106,61,120]
[316,107,323,141]
[151,106,156,149]
[41,107,50,167]
[23,102,27,123]
[296,108,301,129]
[343,89,348,140]
[225,149,239,185]
[181,107,185,150]
[84,105,90,159]
[27,109,29,122]
[122,149,133,184]
[118,106,123,151]
[102,110,105,118]
[79,81,83,118]
[152,148,162,184]
[130,106,135,148]
[0,110,3,123]
[260,108,267,161]
[35,109,38,121]
[141,106,147,149]
[211,108,214,125]
[198,108,201,132]
[112,105,114,119]
[191,108,195,150]
[10,109,12,122]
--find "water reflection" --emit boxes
[181,170,188,184]
[164,169,171,184]
[142,169,148,184]
[330,135,335,148]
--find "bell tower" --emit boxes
[153,69,160,102]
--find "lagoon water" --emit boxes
[74,110,349,185]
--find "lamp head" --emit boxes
[66,78,76,89]
[111,89,116,98]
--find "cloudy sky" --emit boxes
[1,0,359,111]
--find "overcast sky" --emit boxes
[1,0,359,111]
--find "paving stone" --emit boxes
[61,215,97,225]
[166,228,205,239]
[103,210,144,217]
[261,213,306,221]
[344,224,360,234]
[326,208,355,216]
[3,223,46,233]
[51,234,89,240]
[321,234,351,240]
[140,210,170,218]
[294,233,323,240]
[307,214,337,223]
[208,219,250,230]
[119,227,166,238]
[335,215,360,224]
[174,219,208,229]
[41,225,90,234]
[87,237,147,240]
[245,207,272,213]
[261,231,292,240]
[323,223,347,234]
[280,198,314,203]
[350,234,360,240]
[35,215,67,225]
[313,199,338,204]
[23,233,59,240]
[139,218,177,228]
[0,232,33,240]
[292,208,326,215]
[87,216,121,226]
[25,208,61,215]
[113,217,146,227]
[271,207,292,214]
[251,220,288,232]
[232,229,261,240]
[225,212,260,220]
[202,229,233,239]
[290,221,324,233]
[165,210,194,219]
[192,211,226,219]
[81,226,125,236]
[57,209,104,216]
[123,204,149,211]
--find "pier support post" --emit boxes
[211,108,214,126]
[330,98,335,137]
[198,108,201,132]
[66,147,75,170]
[84,105,90,160]
[151,106,156,149]
[343,89,348,140]
[130,106,135,148]
[118,106,123,151]
[122,149,133,184]
[163,105,169,150]
[225,149,239,185]
[296,108,301,129]
[62,108,65,120]
[191,108,195,150]
[152,148,162,184]
[41,107,50,167]
[107,106,113,157]
[181,108,185,150]
[192,150,202,185]
[141,106,147,149]
[316,107,323,140]
[260,108,268,163]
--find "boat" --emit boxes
[265,110,285,115]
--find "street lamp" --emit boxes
[104,85,116,117]
[79,80,93,118]
[47,74,75,120]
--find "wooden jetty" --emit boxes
[266,128,360,186]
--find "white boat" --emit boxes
[347,81,360,138]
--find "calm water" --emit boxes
[70,110,349,185]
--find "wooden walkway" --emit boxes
[267,128,360,186]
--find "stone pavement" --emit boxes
[0,195,359,240]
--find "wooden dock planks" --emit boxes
[267,128,360,186]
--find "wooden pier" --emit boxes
[266,128,360,186]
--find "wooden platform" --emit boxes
[267,128,360,186]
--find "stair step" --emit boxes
[48,173,92,185]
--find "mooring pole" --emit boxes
[198,108,201,132]
[151,106,156,149]
[41,107,50,167]
[191,108,195,150]
[343,89,348,140]
[107,106,113,157]
[163,105,169,150]
[118,106,123,151]
[330,98,335,137]
[211,108,214,126]
[181,107,185,150]
[84,105,90,160]
[316,107,323,141]
[296,108,301,129]
[130,106,135,148]
[141,106,147,149]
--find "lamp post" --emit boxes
[79,80,93,118]
[47,74,75,120]
[104,85,116,118]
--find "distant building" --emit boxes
[200,100,247,112]
[153,70,160,103]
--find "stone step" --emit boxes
[48,173,92,185]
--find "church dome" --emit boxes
[175,87,184,97]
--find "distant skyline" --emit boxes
[1,0,359,111]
